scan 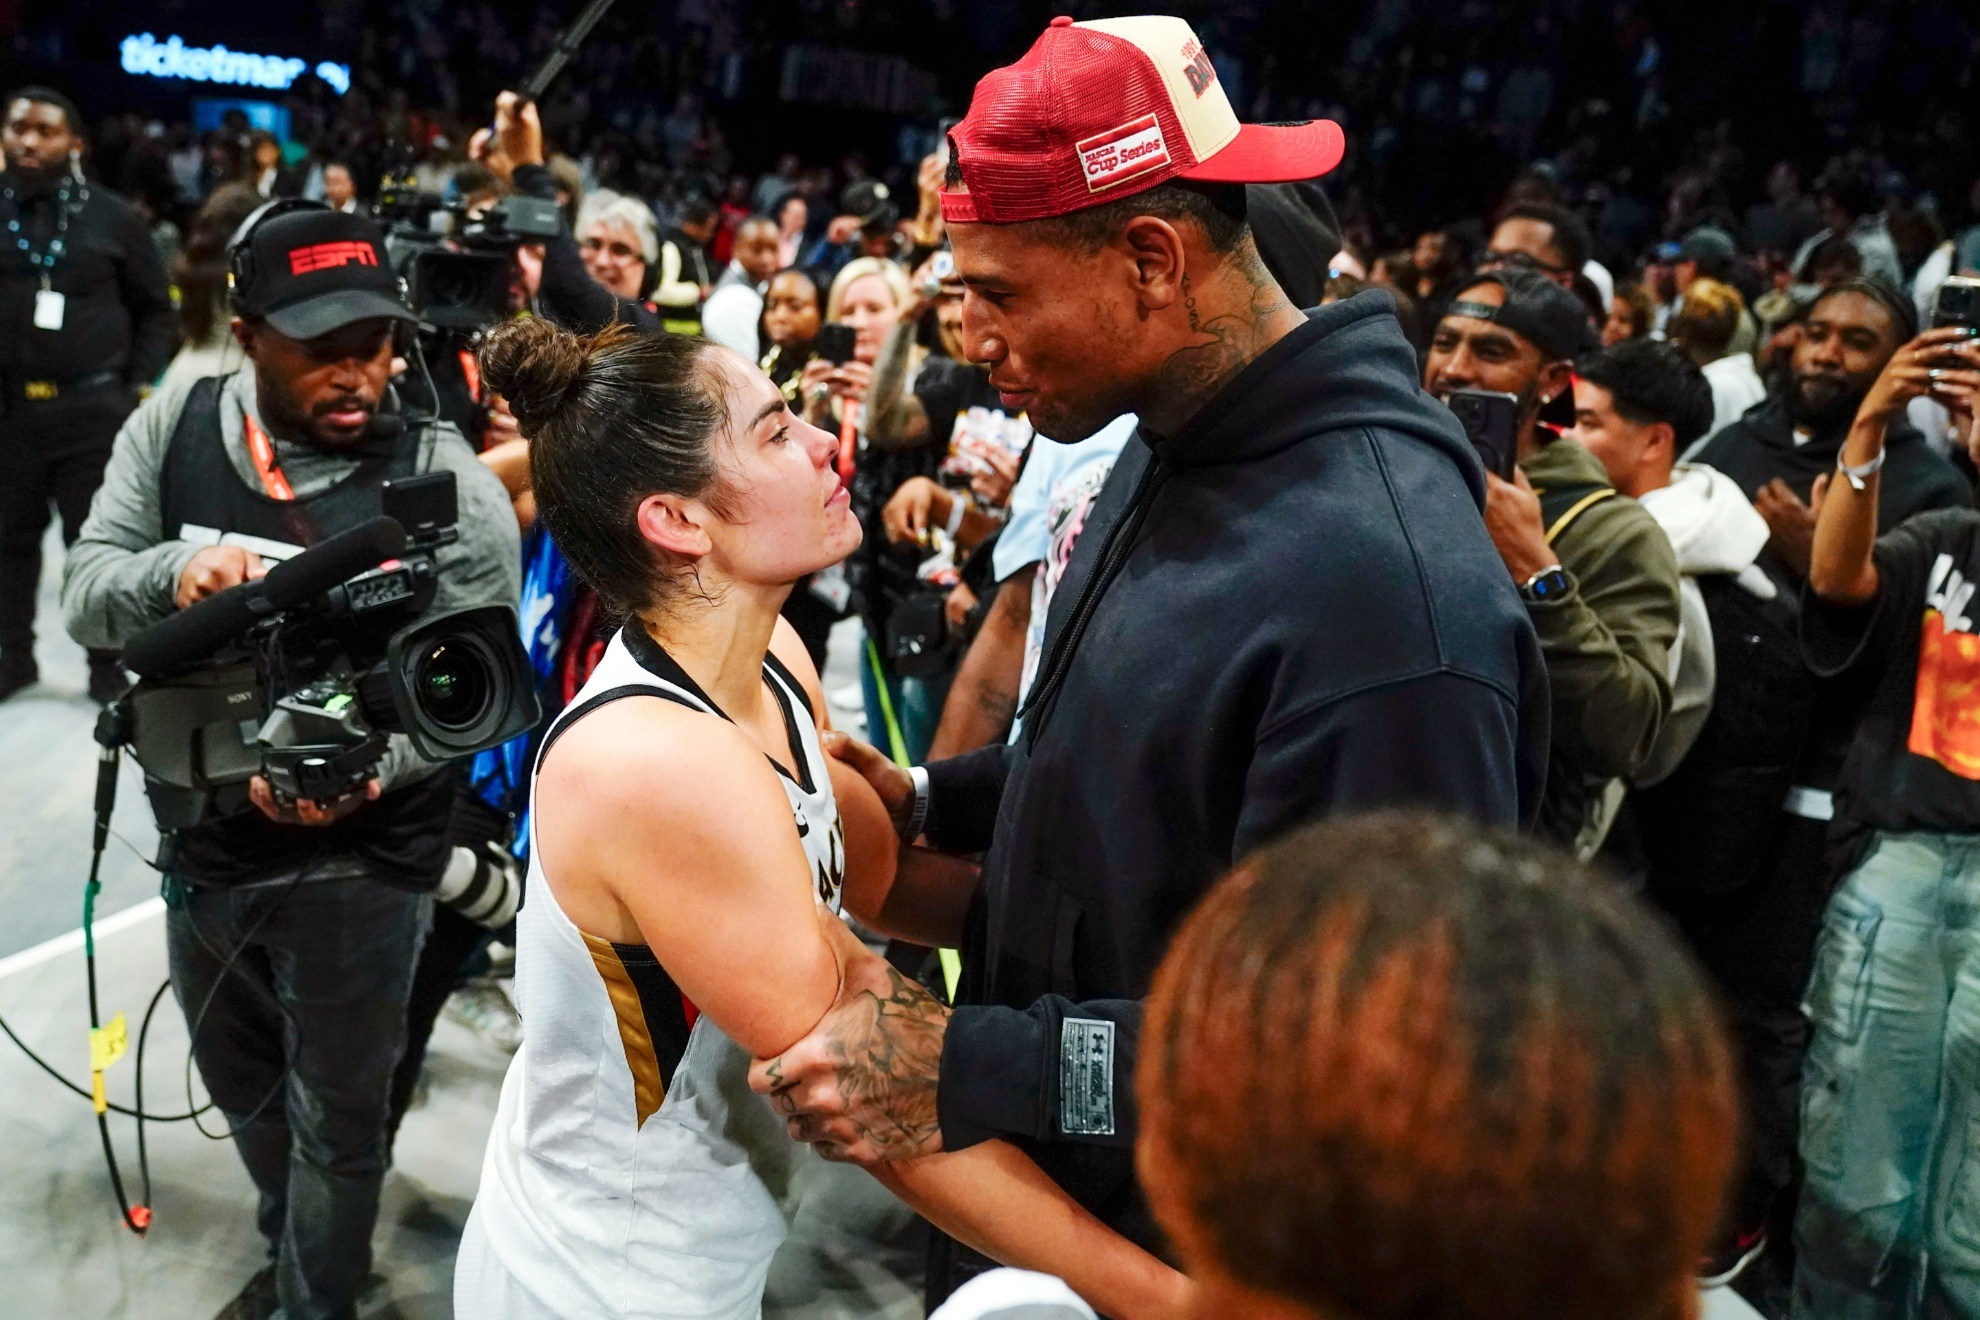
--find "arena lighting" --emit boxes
[119,33,351,96]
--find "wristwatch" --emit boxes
[1837,447,1887,491]
[1519,565,1571,602]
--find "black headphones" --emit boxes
[225,197,330,314]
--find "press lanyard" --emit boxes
[457,348,481,404]
[3,173,84,290]
[242,413,297,502]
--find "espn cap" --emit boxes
[233,208,413,339]
[942,15,1345,224]
[1451,268,1599,361]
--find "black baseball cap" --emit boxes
[233,208,413,339]
[1450,267,1598,362]
[1677,225,1739,278]
[840,179,899,234]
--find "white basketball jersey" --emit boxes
[457,625,845,1319]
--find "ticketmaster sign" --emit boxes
[119,33,351,96]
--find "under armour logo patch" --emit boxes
[289,241,379,275]
[1059,1017,1116,1136]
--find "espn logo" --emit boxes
[288,241,379,275]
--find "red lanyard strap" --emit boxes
[242,414,296,502]
[458,347,482,405]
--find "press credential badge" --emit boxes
[33,287,65,330]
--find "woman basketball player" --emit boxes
[452,318,1184,1320]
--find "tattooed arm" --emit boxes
[758,919,1188,1320]
[927,564,1035,759]
[864,316,932,450]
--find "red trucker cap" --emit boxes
[942,15,1346,225]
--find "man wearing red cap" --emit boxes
[754,15,1548,1299]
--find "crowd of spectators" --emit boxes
[10,2,1980,1317]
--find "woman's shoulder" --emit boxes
[539,693,782,821]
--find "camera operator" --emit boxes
[59,203,519,1320]
[1424,268,1682,853]
[0,88,176,703]
[470,91,660,335]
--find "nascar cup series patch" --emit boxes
[1076,114,1172,194]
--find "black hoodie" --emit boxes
[1636,395,1969,895]
[922,290,1548,1250]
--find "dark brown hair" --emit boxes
[1140,811,1737,1320]
[174,182,264,345]
[479,317,730,616]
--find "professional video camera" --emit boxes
[117,472,539,829]
[374,157,562,331]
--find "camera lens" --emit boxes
[385,604,540,762]
[415,640,493,731]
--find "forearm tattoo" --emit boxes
[830,963,951,1157]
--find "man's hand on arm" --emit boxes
[749,915,949,1163]
[821,730,916,836]
[174,545,266,608]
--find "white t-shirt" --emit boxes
[928,1269,1097,1320]
[701,266,764,358]
[992,415,1137,719]
[1699,352,1768,444]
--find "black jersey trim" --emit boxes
[619,623,813,792]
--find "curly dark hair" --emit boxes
[1140,811,1738,1320]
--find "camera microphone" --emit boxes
[124,517,409,678]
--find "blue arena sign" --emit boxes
[119,33,351,95]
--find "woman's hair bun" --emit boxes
[479,316,590,433]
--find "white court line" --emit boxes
[0,897,166,982]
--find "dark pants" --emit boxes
[386,784,512,1146]
[385,903,490,1146]
[0,394,126,658]
[167,870,432,1320]
[1652,812,1837,1232]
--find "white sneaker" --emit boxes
[444,978,523,1053]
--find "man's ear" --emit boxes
[1538,358,1575,406]
[1645,419,1678,462]
[1120,215,1188,315]
[230,317,255,356]
[636,492,713,561]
